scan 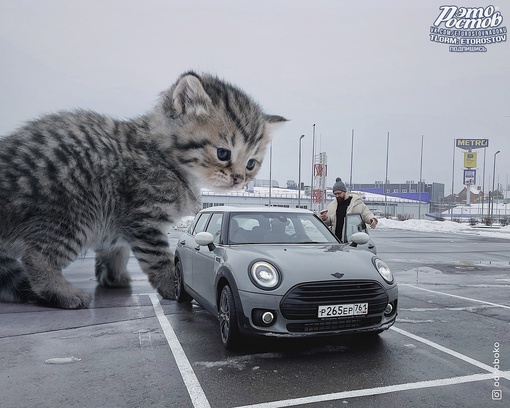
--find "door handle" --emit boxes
[179,240,186,245]
[194,245,201,251]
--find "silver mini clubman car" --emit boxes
[174,206,398,349]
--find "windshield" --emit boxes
[228,212,338,244]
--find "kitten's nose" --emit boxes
[231,174,244,185]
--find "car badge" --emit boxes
[331,273,344,279]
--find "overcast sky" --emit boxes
[1,0,508,195]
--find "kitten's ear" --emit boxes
[265,114,288,125]
[173,75,212,116]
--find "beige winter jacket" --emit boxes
[323,193,376,238]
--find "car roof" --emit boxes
[199,205,314,214]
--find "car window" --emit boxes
[228,212,337,244]
[205,213,223,243]
[285,219,297,236]
[301,218,329,242]
[236,217,260,230]
[229,216,252,243]
[264,216,294,243]
[193,213,210,235]
[187,216,199,234]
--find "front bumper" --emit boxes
[235,283,398,338]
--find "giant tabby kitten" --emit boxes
[0,71,286,309]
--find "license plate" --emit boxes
[318,303,368,318]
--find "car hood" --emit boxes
[221,244,389,294]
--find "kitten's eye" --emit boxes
[217,148,231,161]
[246,159,256,171]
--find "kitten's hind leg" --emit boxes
[95,245,132,288]
[22,252,91,309]
[0,254,40,303]
[127,226,176,300]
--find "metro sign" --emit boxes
[456,139,489,149]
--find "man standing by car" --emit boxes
[320,178,378,241]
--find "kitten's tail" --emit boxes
[0,255,40,303]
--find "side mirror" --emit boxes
[350,232,370,245]
[195,232,215,251]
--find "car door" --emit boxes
[344,213,377,253]
[192,212,224,306]
[179,213,210,292]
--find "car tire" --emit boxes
[218,285,242,349]
[175,260,192,303]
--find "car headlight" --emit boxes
[372,257,393,284]
[249,261,281,290]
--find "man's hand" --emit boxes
[369,218,378,229]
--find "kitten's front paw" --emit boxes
[39,288,92,309]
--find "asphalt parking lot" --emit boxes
[1,227,509,408]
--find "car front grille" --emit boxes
[287,316,382,333]
[280,280,388,321]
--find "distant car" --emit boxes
[174,206,398,349]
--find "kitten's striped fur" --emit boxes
[0,71,286,309]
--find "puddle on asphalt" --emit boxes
[44,356,81,364]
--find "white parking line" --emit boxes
[148,294,211,408]
[233,373,499,408]
[401,284,510,310]
[146,292,508,408]
[390,326,506,376]
[234,324,510,408]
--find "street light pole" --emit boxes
[491,150,500,222]
[349,129,354,189]
[418,135,424,220]
[298,134,305,208]
[268,141,272,206]
[384,131,389,217]
[481,147,486,221]
[310,124,316,211]
[450,139,456,220]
